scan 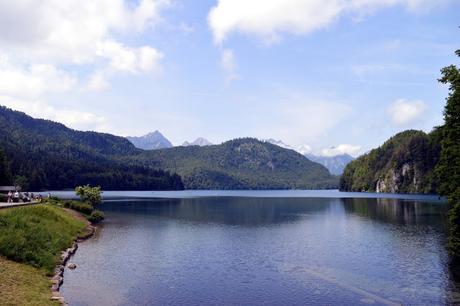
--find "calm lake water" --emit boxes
[60,190,457,305]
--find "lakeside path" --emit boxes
[0,201,40,209]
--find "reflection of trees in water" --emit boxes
[100,197,332,226]
[342,198,448,228]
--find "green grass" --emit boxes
[0,205,86,275]
[0,256,58,306]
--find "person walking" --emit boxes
[13,191,19,203]
[7,190,12,203]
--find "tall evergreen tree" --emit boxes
[437,49,460,196]
[436,49,460,268]
[0,147,10,185]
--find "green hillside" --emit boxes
[136,138,339,189]
[340,129,441,194]
[0,106,183,191]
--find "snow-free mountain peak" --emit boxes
[127,130,173,150]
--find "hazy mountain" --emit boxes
[340,130,441,194]
[305,154,354,175]
[140,138,339,190]
[265,138,295,150]
[127,131,173,150]
[182,137,213,147]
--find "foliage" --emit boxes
[0,106,184,191]
[447,188,460,258]
[435,49,460,265]
[88,210,105,223]
[75,185,102,206]
[63,200,94,215]
[0,146,10,185]
[13,175,29,190]
[136,138,339,189]
[0,205,86,274]
[436,50,460,197]
[340,130,441,193]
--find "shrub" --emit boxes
[63,200,94,215]
[75,185,102,206]
[88,210,104,223]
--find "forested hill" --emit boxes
[0,106,184,191]
[340,130,441,194]
[136,138,339,189]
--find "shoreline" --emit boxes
[50,209,97,305]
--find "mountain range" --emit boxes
[137,138,338,189]
[265,139,353,175]
[0,106,338,190]
[305,154,354,175]
[182,137,213,147]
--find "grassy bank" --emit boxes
[0,256,58,305]
[0,204,88,305]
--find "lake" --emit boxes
[60,190,457,305]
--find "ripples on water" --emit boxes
[60,192,457,306]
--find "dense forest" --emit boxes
[340,129,441,194]
[0,107,337,191]
[0,107,184,191]
[133,138,339,189]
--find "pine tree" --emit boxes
[436,49,460,268]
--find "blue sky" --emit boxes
[0,0,458,156]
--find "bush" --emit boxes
[88,210,104,223]
[63,200,94,215]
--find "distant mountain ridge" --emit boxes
[305,154,354,175]
[265,138,353,175]
[127,131,173,150]
[182,137,213,147]
[139,138,339,190]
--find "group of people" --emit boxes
[6,191,43,203]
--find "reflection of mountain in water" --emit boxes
[100,197,448,229]
[342,198,448,229]
[100,197,333,226]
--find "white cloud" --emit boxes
[0,57,77,98]
[220,49,239,82]
[0,0,168,64]
[387,98,427,126]
[250,94,352,146]
[297,144,312,155]
[87,72,111,92]
[321,144,361,156]
[208,0,451,43]
[0,0,167,96]
[0,0,168,127]
[0,96,108,131]
[96,41,164,74]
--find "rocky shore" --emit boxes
[50,214,96,305]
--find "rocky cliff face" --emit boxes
[375,162,422,193]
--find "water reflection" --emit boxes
[100,197,333,226]
[342,198,448,228]
[62,196,456,306]
[101,197,448,229]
